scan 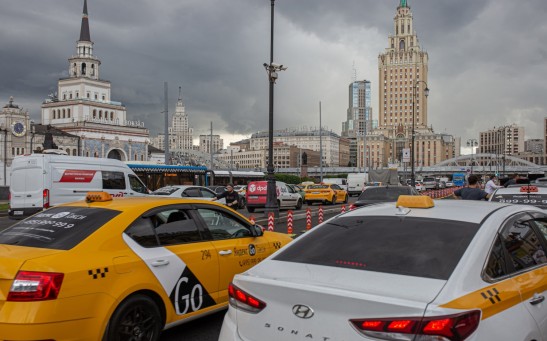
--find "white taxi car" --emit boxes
[219,196,547,341]
[490,184,547,210]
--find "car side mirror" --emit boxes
[252,224,264,237]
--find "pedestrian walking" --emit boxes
[453,175,490,200]
[212,183,240,210]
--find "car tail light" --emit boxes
[7,271,64,301]
[43,189,50,209]
[228,283,266,313]
[350,310,481,341]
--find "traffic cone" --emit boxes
[318,205,324,224]
[341,205,346,213]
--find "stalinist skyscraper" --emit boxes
[364,0,457,168]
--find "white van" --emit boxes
[322,178,347,191]
[9,154,149,219]
[346,173,368,196]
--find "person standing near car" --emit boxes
[453,175,490,200]
[212,183,240,210]
[485,175,503,194]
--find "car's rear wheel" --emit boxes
[331,195,336,205]
[103,294,162,341]
[295,199,303,210]
[343,195,348,204]
[247,206,255,213]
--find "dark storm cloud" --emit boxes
[1,0,547,144]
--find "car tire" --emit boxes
[103,294,162,341]
[343,195,348,204]
[295,199,303,210]
[247,207,255,213]
[331,195,336,205]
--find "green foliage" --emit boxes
[274,173,302,184]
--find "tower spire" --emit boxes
[178,86,182,100]
[79,0,91,42]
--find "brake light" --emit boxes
[350,310,481,341]
[228,283,266,313]
[43,189,50,209]
[7,271,64,301]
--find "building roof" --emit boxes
[3,96,19,109]
[33,124,79,138]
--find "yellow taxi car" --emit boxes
[0,192,292,341]
[304,183,348,205]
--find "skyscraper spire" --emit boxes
[178,86,182,100]
[79,0,91,42]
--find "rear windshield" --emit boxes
[151,187,179,195]
[274,216,479,280]
[0,207,121,250]
[308,185,328,190]
[359,187,410,201]
[422,177,435,182]
[490,193,547,209]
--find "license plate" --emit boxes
[312,192,320,194]
[249,196,259,199]
[13,211,23,215]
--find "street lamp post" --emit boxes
[467,138,478,174]
[0,125,8,186]
[411,80,429,187]
[263,0,286,218]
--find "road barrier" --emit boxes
[306,207,312,230]
[287,210,294,235]
[268,212,274,231]
[249,215,255,225]
[349,204,356,210]
[318,206,324,224]
[341,204,346,213]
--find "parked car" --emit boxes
[287,184,306,201]
[151,185,223,202]
[489,184,547,209]
[445,180,454,188]
[219,196,547,341]
[354,185,420,207]
[0,192,293,341]
[438,180,447,189]
[414,181,425,192]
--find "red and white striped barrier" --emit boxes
[318,205,324,224]
[341,205,346,213]
[306,207,312,230]
[268,212,274,231]
[287,210,294,235]
[249,215,255,225]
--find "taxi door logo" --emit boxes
[249,244,256,256]
[169,266,216,315]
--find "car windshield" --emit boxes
[274,216,479,280]
[150,187,179,195]
[0,207,121,250]
[359,187,410,201]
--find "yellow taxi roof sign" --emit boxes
[86,191,113,203]
[396,195,434,209]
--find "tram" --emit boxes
[127,163,211,191]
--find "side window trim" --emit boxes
[192,204,254,240]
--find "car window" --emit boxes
[200,188,216,198]
[491,214,547,275]
[126,208,204,246]
[0,207,121,250]
[196,208,251,240]
[102,171,126,190]
[359,187,410,201]
[308,185,328,189]
[183,188,201,197]
[484,235,511,279]
[274,216,479,280]
[332,184,341,190]
[151,187,179,196]
[129,174,148,194]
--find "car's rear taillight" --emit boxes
[43,189,50,209]
[228,283,266,313]
[350,310,481,341]
[7,271,64,301]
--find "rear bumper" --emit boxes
[8,207,43,219]
[0,317,103,341]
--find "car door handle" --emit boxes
[529,294,545,305]
[219,250,232,256]
[151,259,170,267]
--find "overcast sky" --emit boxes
[1,0,547,151]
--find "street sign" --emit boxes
[402,148,410,163]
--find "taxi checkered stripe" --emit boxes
[88,267,109,279]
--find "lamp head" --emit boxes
[424,87,430,97]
